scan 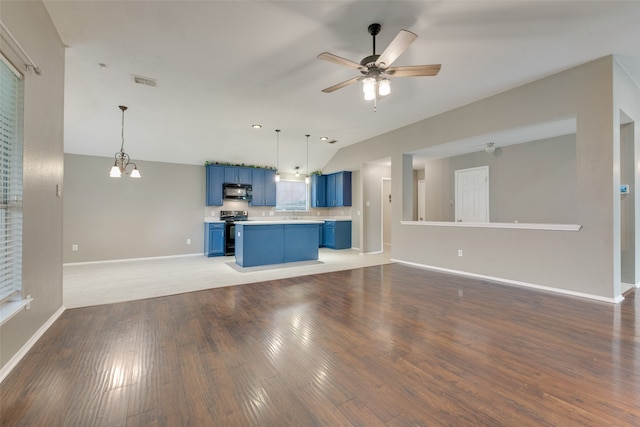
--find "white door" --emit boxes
[455,166,489,222]
[418,179,425,221]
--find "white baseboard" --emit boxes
[0,305,66,384]
[63,252,202,267]
[391,259,624,304]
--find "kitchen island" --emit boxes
[234,221,323,267]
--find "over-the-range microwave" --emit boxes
[223,183,252,201]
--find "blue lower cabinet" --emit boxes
[235,223,320,267]
[324,220,352,249]
[204,222,225,257]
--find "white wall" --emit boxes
[0,1,65,370]
[325,56,636,301]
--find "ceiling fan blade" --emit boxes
[321,76,361,93]
[318,52,364,70]
[386,64,441,77]
[375,29,417,68]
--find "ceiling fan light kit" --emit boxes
[318,22,441,107]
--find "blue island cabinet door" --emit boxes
[235,224,285,267]
[283,224,320,262]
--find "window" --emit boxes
[0,53,23,310]
[276,180,308,211]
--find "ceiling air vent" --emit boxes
[133,74,158,87]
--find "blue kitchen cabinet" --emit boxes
[334,171,352,207]
[206,164,224,206]
[250,168,277,207]
[204,222,225,257]
[311,174,327,207]
[235,222,320,267]
[326,173,336,207]
[284,224,320,262]
[313,171,352,207]
[264,169,277,206]
[318,222,325,247]
[250,168,265,206]
[324,220,351,249]
[224,166,252,184]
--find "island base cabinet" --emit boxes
[235,225,284,267]
[235,223,320,267]
[284,224,320,262]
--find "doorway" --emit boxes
[455,166,489,222]
[620,114,636,290]
[418,179,425,221]
[382,178,392,250]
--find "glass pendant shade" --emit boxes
[362,77,376,101]
[378,78,391,96]
[130,168,141,178]
[109,165,121,178]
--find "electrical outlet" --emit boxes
[26,295,31,310]
[458,249,463,257]
[186,239,191,245]
[72,244,78,251]
[269,211,274,216]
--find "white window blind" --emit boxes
[0,54,23,305]
[276,180,308,211]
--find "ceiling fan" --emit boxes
[318,23,441,101]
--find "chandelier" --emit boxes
[109,105,141,178]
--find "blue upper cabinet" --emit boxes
[315,171,352,207]
[249,168,276,207]
[311,174,326,207]
[206,164,224,206]
[335,171,352,207]
[264,169,277,206]
[224,166,252,184]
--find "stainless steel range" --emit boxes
[219,210,248,256]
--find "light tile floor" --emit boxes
[64,248,392,308]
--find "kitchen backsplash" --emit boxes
[203,201,352,221]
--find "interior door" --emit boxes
[455,166,489,222]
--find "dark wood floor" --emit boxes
[2,263,640,426]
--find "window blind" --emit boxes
[0,54,23,304]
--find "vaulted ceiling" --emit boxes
[43,1,640,174]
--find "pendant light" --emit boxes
[275,129,281,182]
[305,134,310,184]
[109,105,141,178]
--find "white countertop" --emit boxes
[204,217,225,223]
[204,217,352,223]
[238,220,324,225]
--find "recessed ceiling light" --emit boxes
[320,136,328,141]
[252,124,262,129]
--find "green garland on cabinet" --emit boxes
[204,160,276,170]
